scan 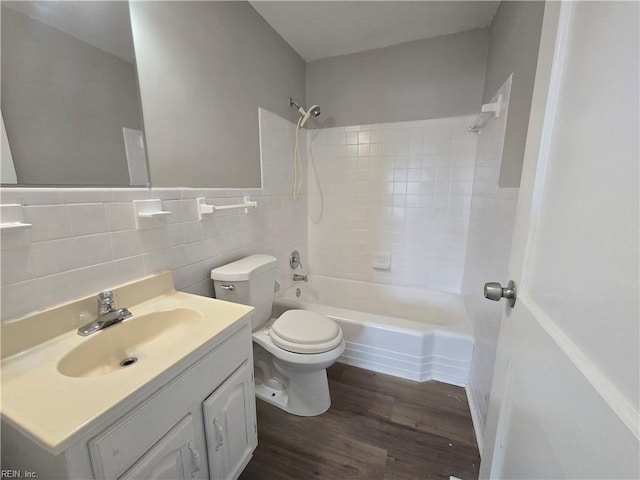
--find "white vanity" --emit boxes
[1,272,257,480]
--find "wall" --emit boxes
[307,115,477,292]
[462,76,518,450]
[1,6,141,186]
[0,109,307,322]
[483,1,545,187]
[305,28,489,128]
[130,2,306,189]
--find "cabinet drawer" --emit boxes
[89,321,251,479]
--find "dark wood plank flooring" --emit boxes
[240,363,480,480]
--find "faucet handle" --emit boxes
[97,291,114,312]
[98,290,113,302]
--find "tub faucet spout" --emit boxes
[293,274,308,282]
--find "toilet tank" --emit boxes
[210,254,278,330]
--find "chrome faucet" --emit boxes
[293,274,308,282]
[77,291,132,336]
[97,291,115,315]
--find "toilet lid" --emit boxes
[270,310,342,354]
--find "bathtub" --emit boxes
[273,275,474,387]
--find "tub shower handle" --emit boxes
[484,280,516,307]
[220,284,235,291]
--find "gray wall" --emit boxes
[305,28,489,128]
[483,1,545,187]
[130,1,306,188]
[1,6,141,186]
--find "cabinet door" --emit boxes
[203,362,257,480]
[120,414,202,480]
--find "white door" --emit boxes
[480,2,639,478]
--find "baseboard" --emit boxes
[465,385,485,455]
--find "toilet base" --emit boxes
[253,343,332,416]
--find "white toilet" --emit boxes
[210,254,345,416]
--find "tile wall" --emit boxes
[0,109,306,322]
[461,77,519,447]
[307,116,477,292]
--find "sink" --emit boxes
[57,308,201,378]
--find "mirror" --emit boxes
[1,1,149,186]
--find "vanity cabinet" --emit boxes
[203,363,257,480]
[119,415,200,480]
[1,316,257,480]
[88,321,257,480]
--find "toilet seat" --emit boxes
[269,310,342,354]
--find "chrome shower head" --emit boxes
[289,98,321,127]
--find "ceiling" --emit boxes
[3,1,135,62]
[250,1,499,62]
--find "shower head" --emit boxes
[289,98,321,127]
[308,105,321,118]
[300,105,321,127]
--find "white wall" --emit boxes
[0,109,306,322]
[307,116,477,292]
[462,77,519,448]
[306,28,489,128]
[483,1,545,187]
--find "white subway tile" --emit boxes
[183,221,203,243]
[35,269,86,312]
[166,223,185,247]
[75,233,113,267]
[0,108,309,321]
[68,203,107,236]
[24,205,72,242]
[112,256,145,284]
[138,228,167,253]
[2,188,61,206]
[79,262,118,297]
[110,230,142,259]
[142,251,172,275]
[357,131,370,144]
[104,202,136,232]
[31,238,78,276]
[1,280,40,321]
[110,188,151,201]
[0,247,34,286]
[60,188,113,204]
[180,199,199,222]
[151,188,182,200]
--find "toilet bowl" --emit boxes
[210,254,345,416]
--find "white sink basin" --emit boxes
[57,308,201,378]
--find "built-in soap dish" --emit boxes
[0,204,32,248]
[371,252,391,270]
[132,199,171,229]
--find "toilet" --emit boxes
[210,254,345,416]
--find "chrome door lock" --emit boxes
[484,280,517,307]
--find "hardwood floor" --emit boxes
[239,363,480,480]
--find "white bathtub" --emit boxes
[273,275,474,386]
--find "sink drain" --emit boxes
[120,357,138,367]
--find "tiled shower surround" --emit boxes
[307,116,477,292]
[0,109,307,322]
